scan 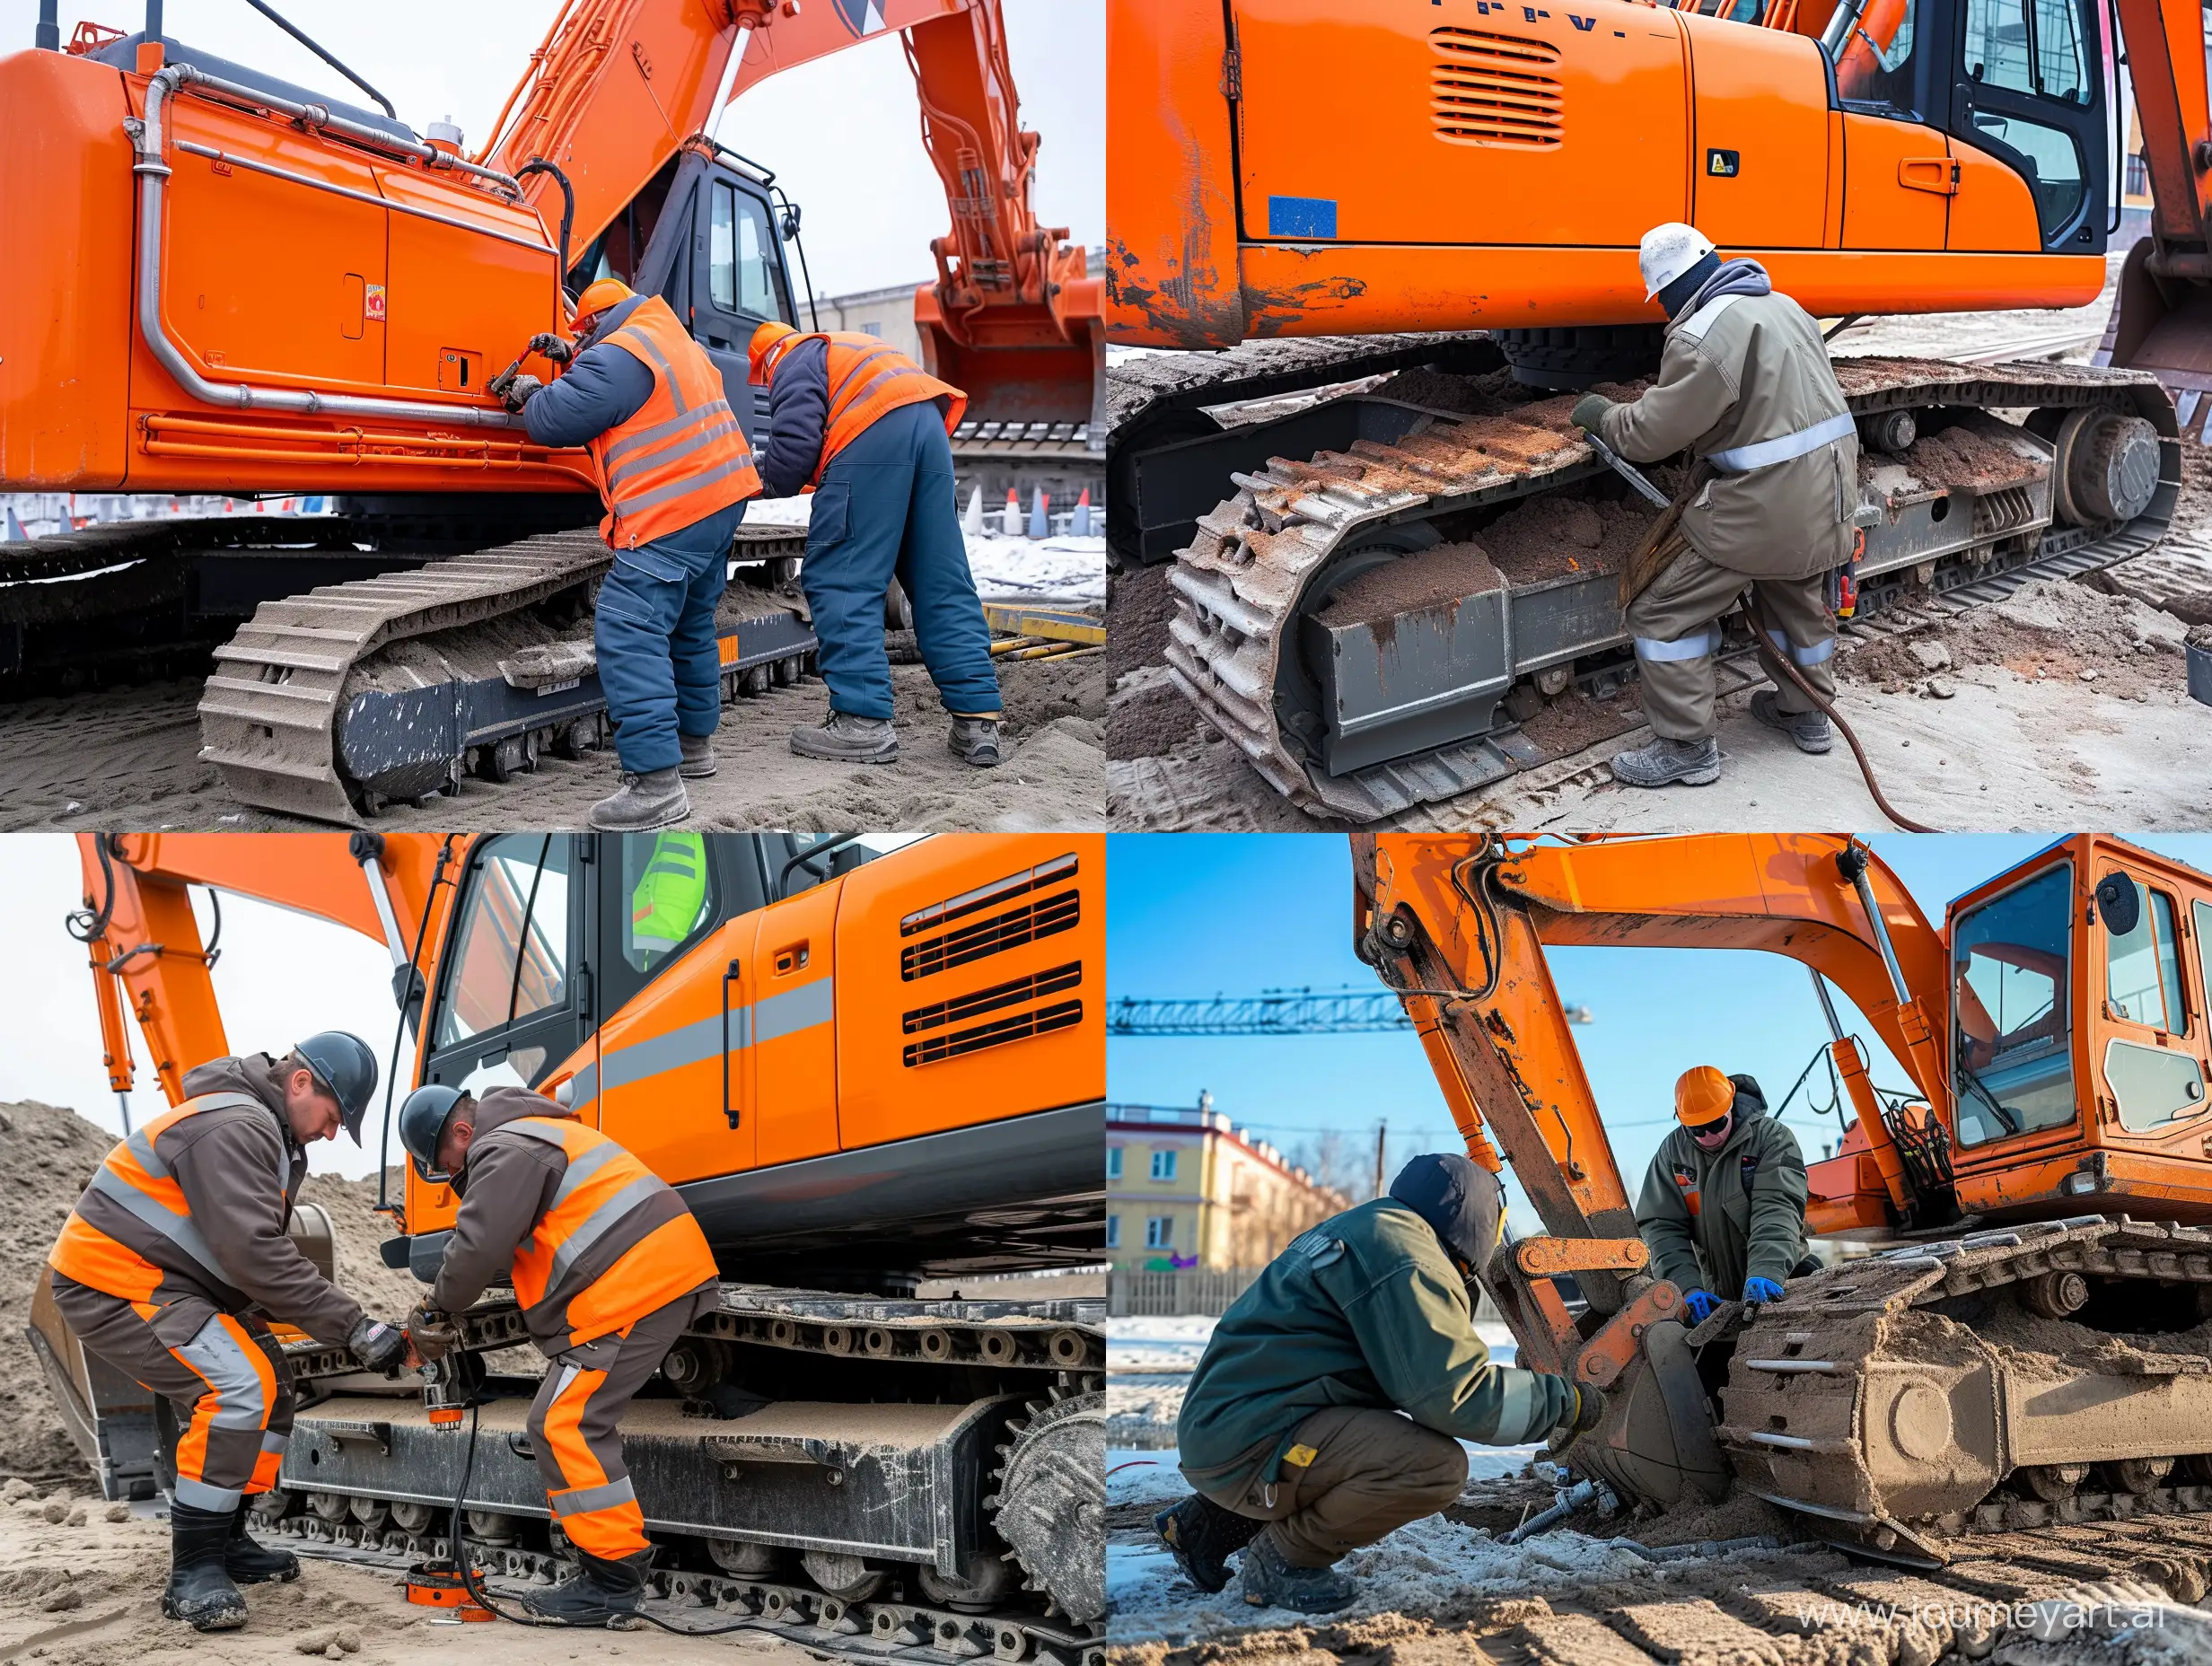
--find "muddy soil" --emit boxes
[1842,575,2190,702]
[1313,545,1506,627]
[1475,495,1645,586]
[0,653,1105,832]
[1378,366,1529,419]
[1109,561,1179,686]
[1899,420,2048,491]
[1110,674,1207,761]
[1517,686,1643,757]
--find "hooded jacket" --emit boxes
[1176,1156,1574,1495]
[48,1054,365,1345]
[1633,1075,1810,1300]
[430,1087,718,1353]
[1594,259,1860,581]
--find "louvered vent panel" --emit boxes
[1431,26,1564,150]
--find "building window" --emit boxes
[1105,1214,1120,1249]
[1105,1145,1122,1180]
[861,320,882,337]
[1146,1216,1173,1249]
[1151,1149,1178,1181]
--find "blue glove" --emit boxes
[1742,1276,1785,1305]
[1682,1288,1719,1324]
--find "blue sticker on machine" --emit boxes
[1268,196,1339,239]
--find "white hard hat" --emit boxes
[1639,223,1716,302]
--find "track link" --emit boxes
[1163,356,2179,822]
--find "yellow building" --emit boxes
[1105,1095,1351,1272]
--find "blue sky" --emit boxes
[1106,834,2212,1216]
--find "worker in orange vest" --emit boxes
[47,1034,405,1632]
[504,279,762,832]
[750,321,1004,766]
[396,1082,720,1627]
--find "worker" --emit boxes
[748,321,1005,767]
[1634,1067,1817,1350]
[1158,1154,1598,1614]
[1572,223,1860,789]
[45,1034,403,1633]
[501,279,762,834]
[395,1081,721,1627]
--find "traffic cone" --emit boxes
[962,484,985,535]
[1027,488,1049,539]
[1072,488,1093,537]
[1001,489,1022,537]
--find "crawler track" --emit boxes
[1162,357,2179,821]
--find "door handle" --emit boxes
[1899,157,1961,196]
[721,958,742,1129]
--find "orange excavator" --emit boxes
[29,829,1105,1645]
[1355,831,2212,1564]
[1109,0,2210,820]
[0,1,1102,822]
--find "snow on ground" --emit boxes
[744,495,1106,605]
[1108,1512,1652,1644]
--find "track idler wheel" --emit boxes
[1554,1319,1729,1509]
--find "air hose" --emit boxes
[1740,594,1938,834]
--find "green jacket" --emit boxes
[1634,1100,1809,1301]
[1176,1198,1574,1495]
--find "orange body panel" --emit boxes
[745,880,843,1169]
[1840,111,1951,250]
[1681,13,1829,250]
[1946,135,2046,252]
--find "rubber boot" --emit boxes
[225,1500,299,1584]
[589,767,689,832]
[1751,689,1833,755]
[678,732,718,778]
[161,1501,249,1631]
[1236,1529,1357,1615]
[790,710,900,763]
[947,716,1005,767]
[1155,1494,1260,1594]
[520,1548,649,1627]
[1609,733,1722,788]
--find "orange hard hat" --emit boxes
[574,277,635,332]
[1674,1065,1734,1127]
[750,320,801,384]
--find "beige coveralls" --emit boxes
[1594,288,1861,741]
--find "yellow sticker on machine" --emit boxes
[1284,1444,1318,1469]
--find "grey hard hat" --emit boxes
[294,1030,379,1145]
[398,1083,466,1179]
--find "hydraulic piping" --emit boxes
[130,66,547,430]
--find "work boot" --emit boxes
[1751,689,1833,755]
[948,715,1005,767]
[1155,1494,1261,1594]
[520,1548,649,1627]
[161,1501,249,1631]
[589,768,688,832]
[678,732,718,778]
[1609,733,1722,788]
[790,710,900,763]
[1237,1530,1357,1615]
[225,1500,299,1583]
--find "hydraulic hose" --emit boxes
[1740,594,1938,834]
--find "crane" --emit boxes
[1106,986,1592,1035]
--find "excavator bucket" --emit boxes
[2099,240,2212,438]
[916,284,1106,432]
[1556,1320,1731,1510]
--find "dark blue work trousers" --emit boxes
[801,401,1001,723]
[594,499,746,775]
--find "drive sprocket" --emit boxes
[986,1388,1103,1624]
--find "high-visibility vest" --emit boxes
[769,331,966,487]
[499,1118,717,1346]
[584,295,761,550]
[629,831,708,960]
[49,1092,264,1303]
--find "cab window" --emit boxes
[1951,864,2075,1145]
[434,835,572,1050]
[2106,880,2186,1032]
[1837,0,1919,111]
[710,181,781,321]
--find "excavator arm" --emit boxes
[72,832,461,1117]
[482,0,1099,425]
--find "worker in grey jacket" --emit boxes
[1161,1154,1594,1613]
[1574,223,1860,788]
[47,1036,404,1633]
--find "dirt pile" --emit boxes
[0,1101,116,1485]
[1110,676,1207,761]
[296,1168,426,1324]
[1380,365,1528,419]
[1110,561,1179,685]
[1899,420,2047,491]
[1842,575,2189,701]
[1313,544,1505,628]
[1477,494,1649,585]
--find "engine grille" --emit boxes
[1430,27,1564,150]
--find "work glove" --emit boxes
[347,1315,407,1373]
[1563,1381,1606,1436]
[1682,1287,1720,1326]
[1742,1276,1786,1306]
[498,373,545,414]
[526,331,575,365]
[1570,393,1616,433]
[405,1302,460,1363]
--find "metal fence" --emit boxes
[1108,1267,1264,1317]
